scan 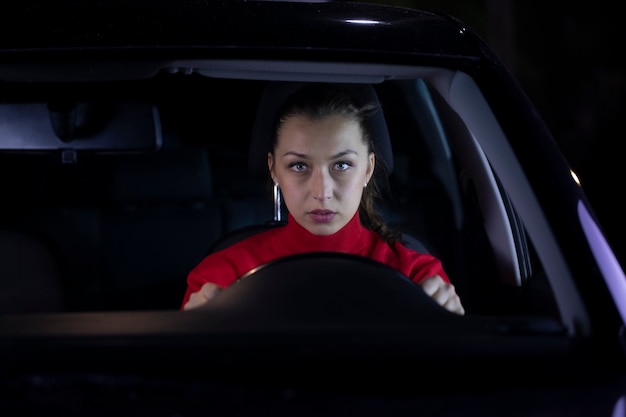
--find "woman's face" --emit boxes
[268,114,375,236]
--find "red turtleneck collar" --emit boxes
[275,212,370,254]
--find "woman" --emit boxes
[182,83,465,315]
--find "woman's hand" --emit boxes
[419,275,465,315]
[182,282,223,311]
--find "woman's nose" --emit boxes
[312,169,332,200]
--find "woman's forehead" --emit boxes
[277,115,367,154]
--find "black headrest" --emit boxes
[248,82,393,176]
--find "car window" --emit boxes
[0,69,565,320]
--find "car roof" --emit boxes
[0,0,487,83]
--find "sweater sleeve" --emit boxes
[383,241,451,284]
[181,252,237,309]
[407,252,450,284]
[181,230,282,309]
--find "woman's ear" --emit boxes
[366,152,375,183]
[267,152,277,183]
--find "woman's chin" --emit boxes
[303,221,343,236]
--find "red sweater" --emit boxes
[182,213,449,308]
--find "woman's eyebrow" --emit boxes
[282,151,308,159]
[282,149,358,159]
[332,149,358,159]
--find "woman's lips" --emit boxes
[309,210,336,223]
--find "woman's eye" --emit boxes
[334,161,351,171]
[289,162,307,172]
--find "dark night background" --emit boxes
[363,0,626,267]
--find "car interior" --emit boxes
[0,67,562,326]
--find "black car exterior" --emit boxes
[0,1,625,416]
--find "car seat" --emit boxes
[98,147,223,310]
[0,230,65,313]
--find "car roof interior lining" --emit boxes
[179,60,447,83]
[0,60,449,84]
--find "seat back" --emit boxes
[0,230,65,313]
[99,148,223,309]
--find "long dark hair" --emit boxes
[272,83,402,244]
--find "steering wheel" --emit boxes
[207,252,444,323]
